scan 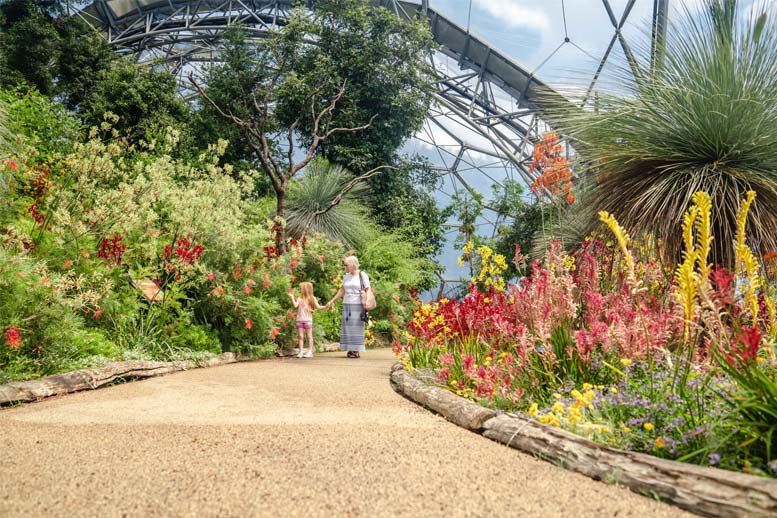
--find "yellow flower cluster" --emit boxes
[536,385,606,434]
[599,211,636,286]
[457,241,507,292]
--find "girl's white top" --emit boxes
[343,271,370,305]
[296,299,313,322]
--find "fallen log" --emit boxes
[0,352,248,406]
[482,414,777,518]
[390,364,495,431]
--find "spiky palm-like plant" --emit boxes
[551,0,777,267]
[286,159,372,247]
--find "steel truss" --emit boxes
[77,0,665,293]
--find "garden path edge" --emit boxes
[389,362,777,518]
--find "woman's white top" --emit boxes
[343,271,370,305]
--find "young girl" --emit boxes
[287,281,326,358]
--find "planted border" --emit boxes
[0,353,250,406]
[390,363,777,518]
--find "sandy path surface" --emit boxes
[0,348,695,517]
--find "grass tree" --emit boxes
[285,159,374,247]
[551,0,777,267]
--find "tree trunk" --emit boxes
[275,185,287,254]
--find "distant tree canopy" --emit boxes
[195,0,447,255]
[0,1,187,143]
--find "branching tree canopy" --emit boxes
[192,0,437,254]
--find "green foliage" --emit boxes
[273,0,436,172]
[0,87,81,157]
[550,0,777,267]
[80,60,189,143]
[368,157,451,259]
[192,26,267,170]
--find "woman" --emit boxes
[325,255,371,358]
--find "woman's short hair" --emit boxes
[343,255,360,268]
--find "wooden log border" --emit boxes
[0,352,250,406]
[390,362,777,518]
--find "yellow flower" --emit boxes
[643,422,655,431]
[620,423,631,433]
[620,358,632,367]
[610,387,618,394]
[552,393,561,399]
[582,383,593,390]
[551,402,565,414]
[655,437,665,449]
[528,403,538,417]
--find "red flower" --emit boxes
[62,260,73,269]
[726,326,763,367]
[263,280,271,289]
[5,327,22,350]
[391,340,402,355]
[207,273,216,281]
[245,319,253,330]
[270,327,280,339]
[244,286,252,295]
[97,235,126,266]
[93,308,103,320]
[6,159,18,171]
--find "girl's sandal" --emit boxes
[353,352,360,358]
[346,351,355,358]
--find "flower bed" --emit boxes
[397,191,777,478]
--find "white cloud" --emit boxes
[473,0,551,32]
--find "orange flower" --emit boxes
[270,327,280,339]
[62,260,73,269]
[245,319,253,330]
[244,286,252,295]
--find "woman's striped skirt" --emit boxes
[339,303,365,351]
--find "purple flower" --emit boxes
[708,453,720,466]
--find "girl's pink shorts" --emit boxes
[296,322,312,329]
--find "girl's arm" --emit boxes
[312,297,326,310]
[287,291,300,308]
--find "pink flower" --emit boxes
[436,368,450,382]
[440,352,454,365]
[207,272,216,281]
[244,286,252,295]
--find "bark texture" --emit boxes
[389,363,495,431]
[0,353,248,406]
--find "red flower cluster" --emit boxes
[97,235,126,266]
[27,200,45,225]
[5,327,22,350]
[163,237,205,265]
[725,326,764,367]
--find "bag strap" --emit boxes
[359,271,366,291]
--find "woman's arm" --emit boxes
[326,287,345,308]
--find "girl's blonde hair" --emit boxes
[299,281,318,309]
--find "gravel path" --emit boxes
[0,349,695,517]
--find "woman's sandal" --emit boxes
[346,351,355,358]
